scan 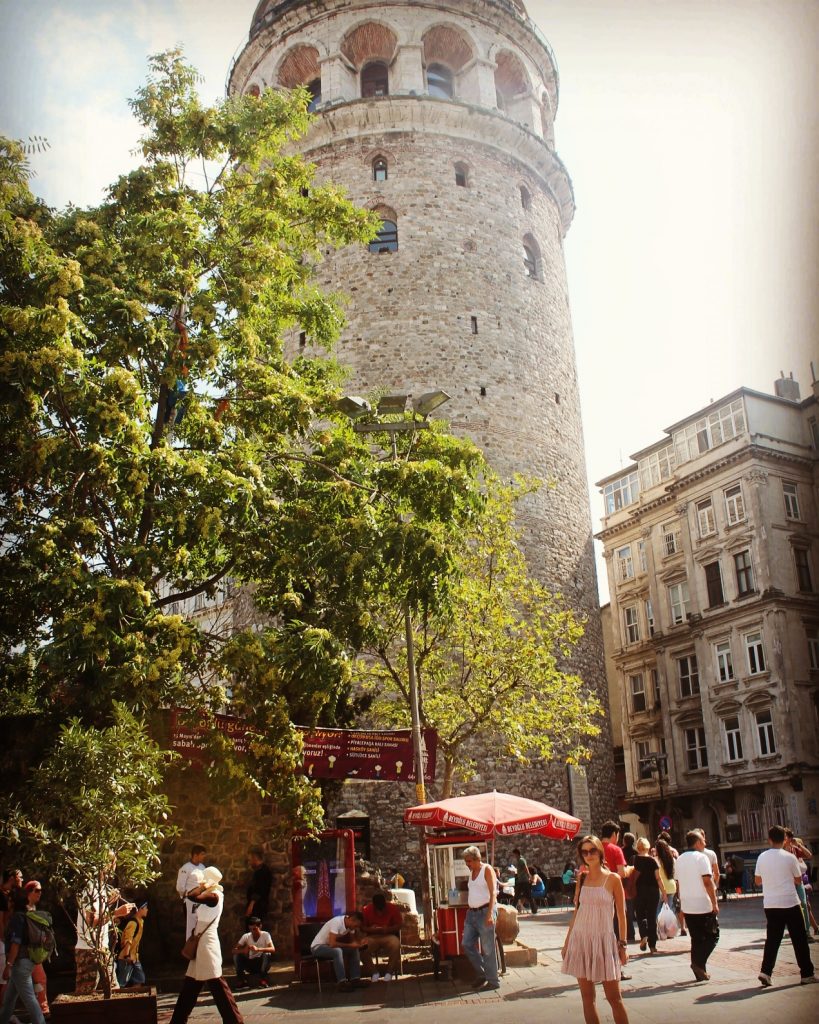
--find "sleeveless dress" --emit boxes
[561,877,620,982]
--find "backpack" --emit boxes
[26,910,56,965]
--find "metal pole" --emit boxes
[405,602,426,805]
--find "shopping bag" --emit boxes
[657,903,678,939]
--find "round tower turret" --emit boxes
[230,0,615,848]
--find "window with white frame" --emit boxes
[636,740,652,779]
[638,540,647,573]
[677,654,700,698]
[623,606,640,644]
[685,726,708,770]
[744,630,766,675]
[755,709,776,756]
[794,547,813,592]
[704,560,725,607]
[696,498,716,537]
[645,598,655,637]
[662,523,680,556]
[722,715,743,761]
[782,481,800,520]
[808,626,819,671]
[715,639,734,682]
[617,544,634,582]
[724,483,745,525]
[672,399,746,465]
[639,445,675,489]
[668,581,690,624]
[630,673,647,712]
[603,472,640,514]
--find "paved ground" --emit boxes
[148,896,817,1024]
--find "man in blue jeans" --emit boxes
[310,911,366,991]
[461,846,499,992]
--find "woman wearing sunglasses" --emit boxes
[561,835,630,1024]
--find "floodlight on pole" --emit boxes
[335,395,371,418]
[376,394,409,415]
[412,390,451,418]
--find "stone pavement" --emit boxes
[154,898,818,1024]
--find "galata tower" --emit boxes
[230,0,616,859]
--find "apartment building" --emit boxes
[597,373,819,859]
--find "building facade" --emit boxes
[597,374,819,861]
[228,0,615,868]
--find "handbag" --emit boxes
[623,867,639,901]
[181,917,215,960]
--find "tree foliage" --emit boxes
[3,705,175,997]
[0,51,486,832]
[358,477,603,796]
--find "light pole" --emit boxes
[340,390,451,805]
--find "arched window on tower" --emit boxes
[373,157,388,182]
[454,162,469,187]
[520,185,531,210]
[307,78,321,112]
[362,62,389,98]
[369,214,398,253]
[427,63,453,99]
[522,234,541,279]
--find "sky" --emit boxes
[1,0,817,601]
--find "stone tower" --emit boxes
[230,0,615,864]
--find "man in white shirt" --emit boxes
[176,844,207,938]
[755,824,816,986]
[310,911,366,991]
[232,916,275,988]
[676,830,719,981]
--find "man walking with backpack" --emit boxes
[0,880,52,1024]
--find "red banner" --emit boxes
[169,710,436,782]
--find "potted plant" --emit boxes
[3,705,176,1023]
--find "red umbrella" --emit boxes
[403,790,582,841]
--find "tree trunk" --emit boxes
[441,757,455,798]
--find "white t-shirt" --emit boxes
[237,930,274,959]
[311,914,352,949]
[75,892,108,951]
[755,848,801,909]
[675,850,714,915]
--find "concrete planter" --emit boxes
[51,988,157,1023]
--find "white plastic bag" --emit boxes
[657,902,678,939]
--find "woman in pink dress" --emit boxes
[561,835,630,1024]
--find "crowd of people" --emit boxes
[2,824,818,1019]
[558,820,817,1024]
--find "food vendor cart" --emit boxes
[404,791,582,958]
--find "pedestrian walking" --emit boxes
[115,902,149,988]
[511,848,536,915]
[600,821,630,979]
[755,825,816,987]
[0,881,50,1024]
[22,882,49,1018]
[169,866,244,1024]
[561,834,629,1024]
[244,848,272,928]
[675,830,719,981]
[461,845,500,991]
[632,838,663,954]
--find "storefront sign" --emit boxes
[301,727,437,781]
[170,709,437,781]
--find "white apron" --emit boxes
[186,891,223,981]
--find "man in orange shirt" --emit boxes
[360,891,402,981]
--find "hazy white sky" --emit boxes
[2,0,817,600]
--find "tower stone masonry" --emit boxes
[230,0,616,867]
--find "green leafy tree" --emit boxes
[4,705,176,998]
[359,477,603,797]
[0,50,486,831]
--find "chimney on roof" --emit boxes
[774,371,800,403]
